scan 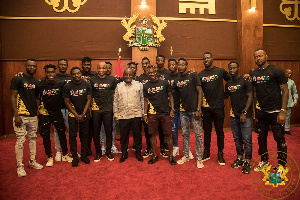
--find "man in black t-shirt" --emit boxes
[198,52,231,166]
[37,64,73,167]
[63,67,92,167]
[250,49,288,171]
[11,59,43,177]
[143,66,176,165]
[225,61,253,174]
[90,62,118,162]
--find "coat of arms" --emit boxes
[121,13,167,51]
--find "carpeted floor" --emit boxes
[0,127,299,200]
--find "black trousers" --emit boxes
[257,111,287,165]
[202,107,225,152]
[143,121,165,150]
[68,116,90,159]
[39,114,68,158]
[92,110,113,155]
[119,117,142,155]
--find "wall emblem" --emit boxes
[45,0,87,13]
[280,0,300,21]
[179,0,216,15]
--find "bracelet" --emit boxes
[280,108,286,112]
[143,114,147,116]
[82,113,86,117]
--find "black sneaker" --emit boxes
[218,151,225,166]
[160,149,168,158]
[94,154,102,162]
[143,149,152,158]
[136,154,143,162]
[81,157,90,164]
[169,156,176,165]
[72,158,79,167]
[202,150,210,161]
[231,158,244,168]
[285,131,291,135]
[106,153,114,161]
[119,154,128,163]
[242,161,251,174]
[148,156,158,164]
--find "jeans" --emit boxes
[53,108,69,153]
[230,117,253,160]
[13,116,38,166]
[172,108,180,147]
[100,117,116,148]
[180,112,203,160]
[256,111,287,165]
[202,108,225,152]
[285,107,292,131]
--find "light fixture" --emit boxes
[141,0,146,5]
[250,0,256,11]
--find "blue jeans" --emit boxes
[172,108,180,147]
[285,107,292,131]
[54,108,69,153]
[180,112,203,159]
[230,117,253,160]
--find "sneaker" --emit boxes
[197,159,204,169]
[55,152,62,161]
[202,150,210,162]
[101,147,106,155]
[17,165,27,177]
[143,149,152,158]
[46,157,54,167]
[106,153,115,161]
[160,149,168,158]
[112,145,121,154]
[254,161,269,172]
[218,151,225,166]
[148,156,158,164]
[169,156,176,165]
[231,158,244,168]
[189,150,194,159]
[177,156,190,164]
[72,158,79,167]
[81,157,90,164]
[285,131,291,135]
[28,160,43,170]
[173,147,179,157]
[242,161,251,174]
[94,154,102,162]
[119,154,128,163]
[62,154,73,163]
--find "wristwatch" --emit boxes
[242,110,247,115]
[82,113,87,117]
[280,108,286,112]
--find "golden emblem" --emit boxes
[280,0,300,21]
[45,0,87,13]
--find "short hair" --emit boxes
[127,62,138,66]
[156,54,165,60]
[178,57,188,65]
[142,57,150,62]
[146,65,157,72]
[105,62,112,65]
[70,66,81,74]
[228,61,239,67]
[168,58,176,63]
[58,58,68,64]
[203,52,212,57]
[82,57,92,63]
[254,48,265,53]
[43,64,57,70]
[26,58,36,63]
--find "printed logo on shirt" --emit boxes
[65,80,71,84]
[168,79,175,86]
[24,82,36,89]
[42,88,60,96]
[70,89,87,96]
[201,75,218,83]
[93,83,110,89]
[147,86,164,94]
[176,80,190,88]
[227,85,241,92]
[16,94,30,115]
[202,96,210,107]
[142,80,149,84]
[252,76,270,83]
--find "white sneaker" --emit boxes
[173,147,179,157]
[17,165,27,177]
[254,161,269,172]
[62,154,73,163]
[197,159,204,169]
[111,145,121,154]
[29,160,43,169]
[55,152,62,161]
[189,150,194,159]
[177,156,190,164]
[46,157,54,167]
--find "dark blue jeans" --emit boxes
[171,108,180,147]
[230,117,253,160]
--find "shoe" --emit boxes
[254,161,269,172]
[17,165,27,177]
[106,153,115,161]
[285,131,291,135]
[189,150,194,159]
[173,147,179,157]
[72,158,79,167]
[101,147,106,155]
[46,157,54,167]
[28,160,43,170]
[169,156,176,165]
[132,144,136,151]
[177,156,190,164]
[112,145,121,154]
[62,154,73,163]
[143,149,152,158]
[231,158,244,168]
[197,159,204,169]
[242,161,251,174]
[94,154,102,162]
[119,154,128,163]
[81,157,90,164]
[218,152,225,166]
[148,156,158,164]
[136,154,143,162]
[55,152,62,161]
[87,149,93,156]
[160,149,168,158]
[202,150,210,161]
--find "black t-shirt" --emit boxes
[10,74,39,116]
[143,79,171,115]
[55,73,72,84]
[250,65,287,112]
[137,73,150,85]
[82,70,97,82]
[36,80,65,116]
[225,76,253,118]
[90,75,117,111]
[175,73,201,112]
[198,66,231,109]
[165,73,180,109]
[63,80,92,116]
[157,68,171,80]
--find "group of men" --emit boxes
[11,49,297,177]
